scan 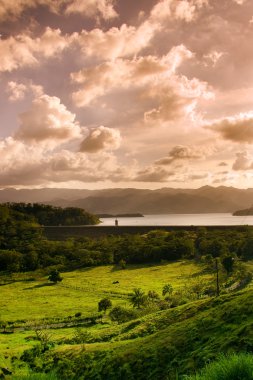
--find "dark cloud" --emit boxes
[205,113,253,143]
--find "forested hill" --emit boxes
[233,207,253,216]
[1,203,100,226]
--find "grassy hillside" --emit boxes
[0,261,210,321]
[0,260,252,379]
[18,288,253,379]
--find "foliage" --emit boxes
[5,203,99,226]
[109,306,138,324]
[186,353,253,380]
[222,255,235,275]
[98,298,112,313]
[162,283,173,297]
[48,270,62,284]
[129,288,148,309]
[20,289,253,379]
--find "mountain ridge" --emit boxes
[1,186,253,214]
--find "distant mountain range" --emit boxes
[1,186,253,214]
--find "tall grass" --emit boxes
[12,373,58,380]
[185,353,253,380]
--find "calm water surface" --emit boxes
[100,213,253,226]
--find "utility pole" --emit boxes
[215,258,220,297]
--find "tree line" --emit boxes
[0,204,253,273]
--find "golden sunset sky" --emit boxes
[1,0,253,189]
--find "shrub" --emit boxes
[186,353,253,380]
[109,306,137,324]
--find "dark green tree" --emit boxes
[129,288,147,309]
[109,306,137,324]
[98,298,112,313]
[48,269,63,284]
[222,256,235,275]
[162,284,173,297]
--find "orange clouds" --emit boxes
[0,0,118,21]
[0,28,72,72]
[15,95,82,144]
[80,126,121,153]
[205,112,253,143]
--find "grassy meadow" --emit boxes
[0,259,252,379]
[0,261,212,321]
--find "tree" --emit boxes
[147,290,160,302]
[98,298,112,313]
[222,256,235,275]
[119,259,126,269]
[129,288,147,309]
[162,284,173,297]
[109,306,137,324]
[48,269,63,284]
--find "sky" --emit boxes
[1,0,253,189]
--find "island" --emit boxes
[233,207,253,216]
[97,213,144,218]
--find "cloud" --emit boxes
[15,94,82,145]
[0,137,130,186]
[74,20,158,61]
[233,0,246,4]
[133,166,174,182]
[6,81,43,101]
[0,27,72,72]
[155,145,205,165]
[0,0,118,21]
[6,81,27,102]
[150,0,208,23]
[205,112,253,143]
[80,126,121,153]
[71,50,185,106]
[232,152,253,171]
[71,45,211,124]
[65,0,118,20]
[203,51,225,67]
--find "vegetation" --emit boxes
[4,202,100,226]
[0,204,253,379]
[186,353,253,380]
[48,269,63,284]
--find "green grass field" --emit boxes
[0,261,212,321]
[0,260,252,379]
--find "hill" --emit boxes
[18,287,253,379]
[1,186,253,214]
[233,206,253,216]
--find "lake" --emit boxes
[99,213,253,226]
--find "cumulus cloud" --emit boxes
[203,51,225,67]
[205,112,253,143]
[71,44,211,122]
[65,0,118,20]
[233,0,246,4]
[15,94,82,145]
[155,145,205,165]
[133,166,174,182]
[80,126,121,153]
[0,27,72,72]
[6,81,43,101]
[0,0,118,21]
[6,81,27,102]
[150,0,208,23]
[232,152,253,171]
[71,50,186,106]
[0,135,132,186]
[74,20,157,61]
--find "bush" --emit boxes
[186,353,253,380]
[109,306,138,324]
[12,373,58,380]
